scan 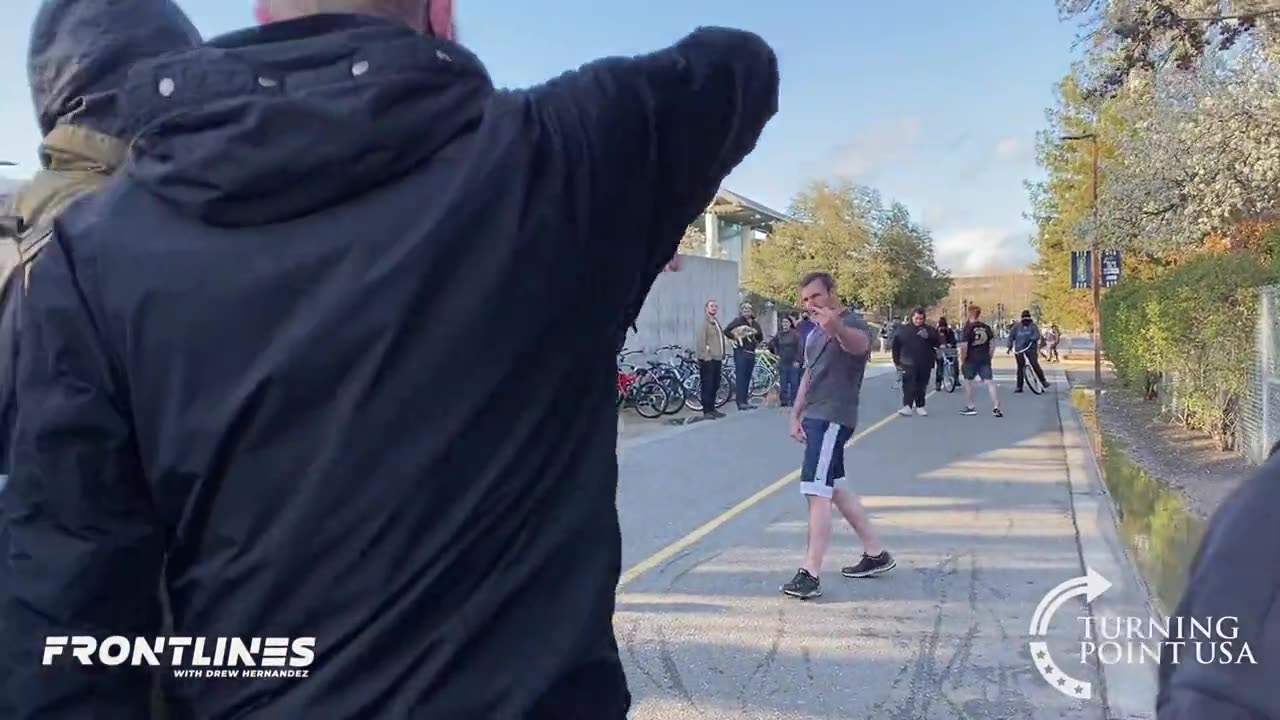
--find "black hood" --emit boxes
[28,0,202,138]
[121,15,494,227]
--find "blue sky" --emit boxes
[0,0,1079,273]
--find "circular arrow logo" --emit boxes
[1028,567,1111,700]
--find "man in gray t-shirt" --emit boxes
[781,272,897,600]
[802,308,871,431]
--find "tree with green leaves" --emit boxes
[743,180,950,313]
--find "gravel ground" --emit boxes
[1066,368,1250,520]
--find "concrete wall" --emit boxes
[623,255,740,353]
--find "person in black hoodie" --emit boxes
[892,307,942,416]
[0,2,202,718]
[1157,442,1280,719]
[0,1,780,717]
[724,301,765,411]
[769,315,803,406]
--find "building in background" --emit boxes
[928,271,1036,332]
[692,189,788,283]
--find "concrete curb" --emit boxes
[1052,369,1159,720]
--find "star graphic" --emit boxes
[1057,678,1067,687]
[1036,651,1046,660]
[1075,685,1085,695]
[1043,664,1054,674]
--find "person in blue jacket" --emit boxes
[0,0,780,717]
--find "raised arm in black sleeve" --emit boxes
[529,27,779,326]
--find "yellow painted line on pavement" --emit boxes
[616,390,936,590]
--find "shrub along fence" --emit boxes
[1101,252,1276,453]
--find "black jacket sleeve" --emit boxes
[723,316,745,340]
[890,329,901,367]
[529,27,779,325]
[1156,458,1280,720]
[1,228,162,717]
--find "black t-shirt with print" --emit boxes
[962,321,995,366]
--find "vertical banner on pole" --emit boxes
[1101,250,1122,287]
[1070,250,1092,289]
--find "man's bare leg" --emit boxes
[802,496,833,576]
[986,378,1000,409]
[832,487,883,556]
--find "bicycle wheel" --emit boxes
[714,373,733,408]
[750,363,774,398]
[943,370,957,393]
[656,371,685,415]
[683,374,704,412]
[632,380,668,419]
[1024,365,1045,395]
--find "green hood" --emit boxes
[12,124,127,231]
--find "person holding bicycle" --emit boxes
[935,317,959,391]
[1007,309,1049,393]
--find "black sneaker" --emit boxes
[842,552,897,578]
[712,410,727,418]
[703,411,718,420]
[781,569,822,599]
[993,408,1004,418]
[961,406,977,416]
[1014,388,1024,394]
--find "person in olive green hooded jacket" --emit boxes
[0,2,201,717]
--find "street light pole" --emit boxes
[1062,133,1103,398]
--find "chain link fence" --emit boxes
[1240,286,1280,464]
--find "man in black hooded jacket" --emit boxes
[0,2,201,717]
[0,1,780,717]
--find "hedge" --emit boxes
[1100,252,1276,451]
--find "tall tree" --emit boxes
[743,180,873,304]
[743,180,950,311]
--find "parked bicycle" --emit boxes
[751,346,780,399]
[619,349,685,415]
[653,345,732,413]
[616,354,670,419]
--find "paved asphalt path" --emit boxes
[615,358,1107,720]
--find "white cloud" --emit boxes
[994,137,1032,162]
[934,227,1035,274]
[831,116,924,179]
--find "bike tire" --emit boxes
[714,375,733,408]
[683,375,703,412]
[633,381,668,419]
[657,372,685,415]
[750,365,774,398]
[1025,368,1045,395]
[943,373,957,393]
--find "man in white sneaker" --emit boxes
[891,307,942,417]
[781,272,895,600]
